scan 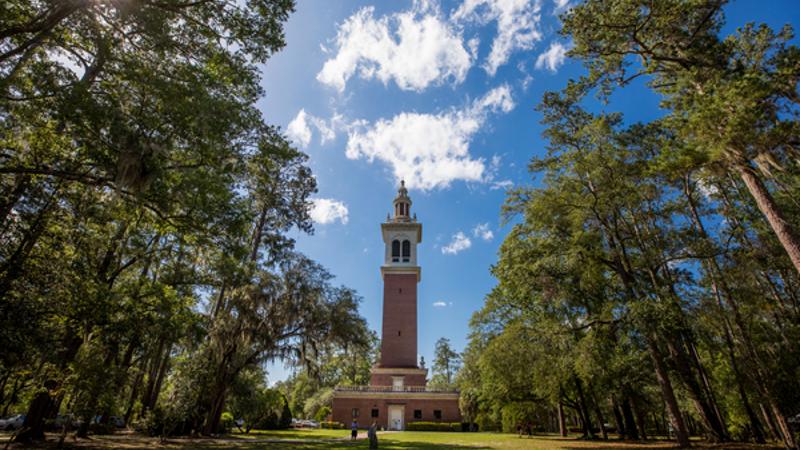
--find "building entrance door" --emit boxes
[388,405,404,430]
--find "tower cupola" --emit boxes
[392,180,413,222]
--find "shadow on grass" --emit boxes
[561,440,785,450]
[8,434,490,450]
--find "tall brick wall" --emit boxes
[380,273,418,367]
[331,396,462,430]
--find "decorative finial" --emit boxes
[401,179,405,188]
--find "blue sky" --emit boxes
[259,0,800,383]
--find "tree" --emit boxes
[562,0,800,275]
[1,0,373,441]
[431,337,461,389]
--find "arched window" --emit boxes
[402,240,410,262]
[392,240,400,262]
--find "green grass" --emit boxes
[1,429,783,450]
[231,428,350,440]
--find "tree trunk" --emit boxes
[621,393,640,440]
[203,382,228,435]
[611,396,625,439]
[574,377,595,439]
[631,395,648,440]
[14,382,56,442]
[558,402,567,437]
[665,336,728,442]
[147,344,171,411]
[0,173,29,232]
[759,403,780,441]
[769,401,798,450]
[124,368,144,424]
[647,337,690,448]
[736,163,800,274]
[590,391,608,440]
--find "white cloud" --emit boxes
[472,223,494,241]
[287,110,312,148]
[309,198,349,225]
[345,84,515,190]
[452,0,543,76]
[287,109,344,148]
[553,0,570,12]
[442,231,472,254]
[696,178,719,199]
[317,1,472,92]
[432,301,447,308]
[490,179,514,190]
[535,41,568,72]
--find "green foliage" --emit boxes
[462,9,800,444]
[430,337,461,390]
[500,402,540,434]
[405,422,464,432]
[303,388,335,421]
[279,394,293,429]
[314,406,332,423]
[228,367,286,432]
[219,412,235,434]
[320,421,345,429]
[0,0,371,440]
[281,330,378,419]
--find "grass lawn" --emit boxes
[0,429,784,449]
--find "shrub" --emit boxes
[320,421,345,429]
[405,421,463,432]
[278,395,293,429]
[219,412,235,433]
[255,412,279,430]
[315,406,332,423]
[142,407,168,437]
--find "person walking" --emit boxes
[368,421,379,449]
[351,419,358,440]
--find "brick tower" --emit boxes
[370,180,428,388]
[331,181,461,431]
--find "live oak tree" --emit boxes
[1,0,370,442]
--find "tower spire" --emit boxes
[392,180,412,222]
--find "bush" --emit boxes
[405,421,463,432]
[255,412,279,430]
[320,421,345,429]
[315,406,332,423]
[219,412,235,434]
[278,395,292,429]
[142,407,168,436]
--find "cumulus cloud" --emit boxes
[535,41,568,72]
[309,198,349,225]
[442,231,472,255]
[287,109,343,148]
[452,0,543,76]
[317,1,472,92]
[472,223,494,241]
[345,84,515,190]
[287,110,313,148]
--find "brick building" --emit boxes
[331,182,461,430]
